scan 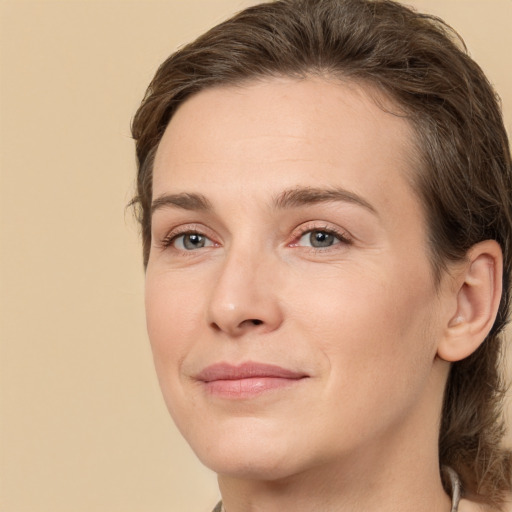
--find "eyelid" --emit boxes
[155,221,352,252]
[158,223,219,250]
[288,222,353,248]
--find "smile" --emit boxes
[195,362,309,399]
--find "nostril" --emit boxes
[251,319,263,325]
[210,322,222,332]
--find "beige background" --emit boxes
[0,1,510,511]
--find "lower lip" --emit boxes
[203,376,305,399]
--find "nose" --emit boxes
[206,246,284,337]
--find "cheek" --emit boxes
[144,271,203,372]
[290,263,438,383]
[144,270,211,426]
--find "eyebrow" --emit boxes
[151,193,213,214]
[272,187,378,215]
[151,187,377,216]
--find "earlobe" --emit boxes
[437,240,503,362]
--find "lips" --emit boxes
[197,362,307,381]
[195,362,308,398]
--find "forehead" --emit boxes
[152,76,421,222]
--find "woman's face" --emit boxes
[145,77,453,480]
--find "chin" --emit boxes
[201,454,299,481]
[188,426,301,480]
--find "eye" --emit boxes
[169,232,215,251]
[297,229,348,248]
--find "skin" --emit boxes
[145,77,497,512]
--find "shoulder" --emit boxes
[458,497,512,512]
[211,501,223,512]
[457,500,486,512]
[499,497,512,512]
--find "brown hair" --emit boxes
[131,0,512,506]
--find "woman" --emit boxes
[131,0,512,510]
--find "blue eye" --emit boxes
[298,230,342,248]
[173,233,214,250]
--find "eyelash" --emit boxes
[289,224,352,251]
[160,225,214,250]
[159,224,352,252]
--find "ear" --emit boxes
[437,240,503,362]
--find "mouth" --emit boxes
[195,362,309,399]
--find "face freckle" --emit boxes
[145,76,451,481]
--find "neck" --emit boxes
[218,361,452,512]
[218,440,451,512]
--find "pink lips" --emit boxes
[196,362,308,399]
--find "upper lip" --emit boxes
[196,362,308,382]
